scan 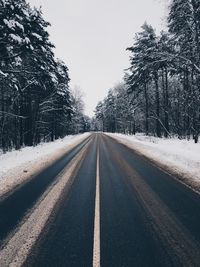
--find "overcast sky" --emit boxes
[27,0,167,116]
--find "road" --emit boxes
[0,135,91,243]
[1,133,200,266]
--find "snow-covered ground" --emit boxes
[0,133,90,197]
[0,144,88,266]
[106,133,200,192]
[1,132,200,196]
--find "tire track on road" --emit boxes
[0,136,91,267]
[25,134,98,267]
[0,134,92,245]
[103,135,200,266]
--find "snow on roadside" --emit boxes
[106,133,200,192]
[0,133,90,197]
[0,143,87,266]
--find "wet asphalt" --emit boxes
[2,133,200,267]
[0,135,91,244]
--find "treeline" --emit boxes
[0,0,89,152]
[95,0,200,142]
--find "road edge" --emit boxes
[105,133,200,196]
[0,138,91,267]
[0,133,92,200]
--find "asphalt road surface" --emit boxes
[1,133,200,266]
[0,135,91,244]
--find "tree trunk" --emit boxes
[144,82,149,135]
[0,83,6,152]
[154,71,161,137]
[164,67,169,136]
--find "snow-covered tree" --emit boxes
[0,0,75,151]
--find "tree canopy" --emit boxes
[94,0,200,142]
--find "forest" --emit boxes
[0,0,90,152]
[1,0,200,153]
[94,0,200,143]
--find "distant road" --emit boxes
[1,133,200,266]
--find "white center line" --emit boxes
[93,147,100,267]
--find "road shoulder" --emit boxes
[0,133,91,199]
[105,133,200,194]
[0,138,90,267]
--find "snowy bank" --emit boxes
[106,133,200,193]
[0,133,90,197]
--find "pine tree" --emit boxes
[126,23,162,136]
[0,0,76,151]
[168,0,200,141]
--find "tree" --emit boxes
[70,87,89,134]
[0,0,78,152]
[126,23,163,136]
[168,0,200,140]
[93,1,200,143]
